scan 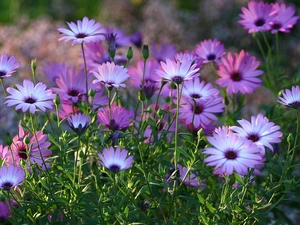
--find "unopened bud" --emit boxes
[142,45,149,60]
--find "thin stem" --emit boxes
[81,43,89,103]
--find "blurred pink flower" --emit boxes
[216,50,263,94]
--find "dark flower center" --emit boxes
[2,182,13,190]
[271,22,282,30]
[24,96,37,104]
[0,70,7,77]
[76,33,87,38]
[248,134,259,142]
[194,105,203,114]
[254,18,265,27]
[289,101,300,109]
[0,216,6,222]
[207,54,216,61]
[109,164,121,172]
[230,72,242,81]
[191,93,201,99]
[15,142,28,160]
[225,150,237,160]
[172,76,183,84]
[68,89,80,97]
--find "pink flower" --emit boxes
[195,38,225,63]
[92,62,130,89]
[58,17,106,46]
[5,80,55,114]
[278,85,300,109]
[270,3,299,34]
[0,54,21,78]
[216,50,263,94]
[203,127,262,176]
[231,113,282,155]
[238,1,277,33]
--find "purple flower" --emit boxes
[0,164,25,190]
[98,105,134,131]
[98,146,133,172]
[10,125,52,170]
[0,54,20,78]
[231,113,282,155]
[92,62,130,89]
[203,127,262,176]
[105,27,132,48]
[195,38,225,63]
[179,97,225,127]
[0,201,11,222]
[238,1,277,33]
[67,113,90,135]
[58,17,106,46]
[177,164,204,188]
[278,85,300,109]
[182,79,220,102]
[43,62,68,83]
[156,58,200,84]
[151,42,177,62]
[216,50,263,94]
[52,67,95,104]
[5,80,55,114]
[270,3,299,34]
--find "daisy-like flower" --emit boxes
[156,58,200,84]
[195,38,225,63]
[52,67,95,104]
[151,42,177,62]
[58,103,81,119]
[0,201,11,222]
[43,62,68,83]
[0,54,20,79]
[0,164,25,190]
[98,105,134,131]
[180,97,225,127]
[92,62,130,89]
[58,17,106,46]
[278,85,300,109]
[182,79,220,102]
[10,125,52,170]
[270,3,299,34]
[238,1,277,33]
[5,79,55,114]
[231,113,282,155]
[98,146,133,172]
[67,113,90,135]
[216,50,263,94]
[203,127,262,176]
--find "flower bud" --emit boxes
[142,45,149,60]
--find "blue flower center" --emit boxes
[2,181,13,190]
[109,164,121,172]
[24,96,37,104]
[0,70,7,77]
[225,150,237,160]
[207,54,216,61]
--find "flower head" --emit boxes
[43,62,68,84]
[67,113,90,135]
[0,201,11,222]
[278,85,300,109]
[270,3,299,34]
[98,146,133,172]
[195,38,225,63]
[10,125,52,170]
[177,164,204,188]
[98,105,134,131]
[0,164,25,190]
[92,62,130,89]
[151,42,177,62]
[0,54,20,79]
[238,1,277,33]
[203,127,262,176]
[216,50,263,94]
[58,17,106,46]
[231,113,282,155]
[156,58,200,84]
[5,80,55,114]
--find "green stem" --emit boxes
[81,43,89,103]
